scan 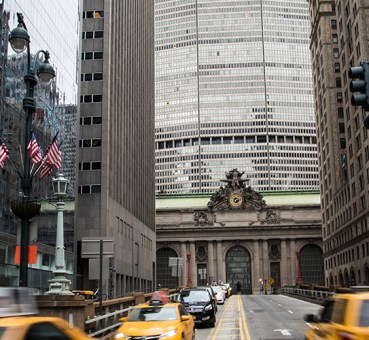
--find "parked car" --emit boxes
[211,286,225,305]
[195,286,218,312]
[177,288,216,327]
[115,292,195,340]
[221,283,232,298]
[303,292,369,339]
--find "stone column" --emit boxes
[253,240,260,291]
[281,239,287,287]
[190,242,197,287]
[207,241,214,284]
[216,241,223,283]
[263,240,269,281]
[290,239,296,285]
[180,242,187,287]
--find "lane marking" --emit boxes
[274,329,292,336]
[239,295,251,340]
[287,310,293,314]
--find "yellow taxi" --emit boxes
[304,291,369,339]
[0,287,94,339]
[115,292,195,340]
[0,316,93,339]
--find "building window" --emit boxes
[83,10,104,18]
[331,20,337,29]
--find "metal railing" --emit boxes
[281,286,336,300]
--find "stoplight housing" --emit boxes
[348,62,369,110]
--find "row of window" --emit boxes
[156,135,316,149]
[82,10,104,19]
[80,116,102,125]
[80,95,102,103]
[82,30,103,39]
[81,73,103,81]
[78,185,101,194]
[81,51,103,60]
[79,162,101,171]
[79,139,101,148]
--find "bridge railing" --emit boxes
[281,286,336,300]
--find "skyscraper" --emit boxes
[308,1,369,286]
[76,0,156,295]
[155,0,319,193]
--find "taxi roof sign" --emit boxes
[0,287,38,317]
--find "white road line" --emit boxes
[287,310,294,314]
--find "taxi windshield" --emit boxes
[127,307,177,321]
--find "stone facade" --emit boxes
[156,187,323,294]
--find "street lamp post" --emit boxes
[8,13,55,287]
[45,173,73,295]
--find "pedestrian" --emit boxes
[259,280,263,295]
[263,279,268,295]
[237,281,242,294]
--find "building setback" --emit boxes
[307,1,369,286]
[155,0,319,194]
[76,0,156,296]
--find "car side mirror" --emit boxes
[181,315,192,321]
[119,317,128,323]
[303,314,319,323]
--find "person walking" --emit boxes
[237,281,242,294]
[263,279,268,295]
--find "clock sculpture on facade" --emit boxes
[207,168,266,211]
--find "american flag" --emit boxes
[39,160,54,179]
[27,133,42,164]
[0,139,9,168]
[38,134,62,178]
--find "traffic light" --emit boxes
[348,62,369,111]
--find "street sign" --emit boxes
[169,257,183,277]
[81,237,114,258]
[169,257,183,267]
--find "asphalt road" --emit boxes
[195,294,322,340]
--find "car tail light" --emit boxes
[338,332,357,340]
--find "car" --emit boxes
[195,286,218,312]
[0,286,93,340]
[0,316,93,339]
[211,286,225,305]
[303,292,369,339]
[115,292,195,340]
[177,288,216,328]
[221,283,232,298]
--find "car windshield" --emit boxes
[212,287,222,293]
[127,307,178,321]
[178,290,210,303]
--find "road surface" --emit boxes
[196,294,321,340]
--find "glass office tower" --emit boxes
[155,0,319,193]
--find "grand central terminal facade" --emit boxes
[156,169,324,294]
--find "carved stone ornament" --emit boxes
[195,245,208,262]
[207,169,266,211]
[194,211,213,226]
[261,208,280,224]
[268,242,281,260]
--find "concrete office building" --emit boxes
[155,0,319,194]
[307,1,369,286]
[76,0,156,296]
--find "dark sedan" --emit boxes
[177,288,216,328]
